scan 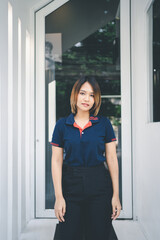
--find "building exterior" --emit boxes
[0,0,160,239]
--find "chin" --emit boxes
[77,107,89,112]
[81,108,89,112]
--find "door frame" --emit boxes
[35,0,132,218]
[35,0,70,218]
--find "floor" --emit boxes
[20,219,147,240]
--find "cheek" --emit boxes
[77,95,82,104]
[91,97,95,105]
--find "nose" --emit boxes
[84,94,89,101]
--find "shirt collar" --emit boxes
[65,113,99,125]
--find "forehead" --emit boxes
[80,82,94,92]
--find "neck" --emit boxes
[75,110,90,120]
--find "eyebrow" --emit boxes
[80,89,94,94]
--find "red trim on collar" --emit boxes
[89,116,98,120]
[73,121,92,130]
[73,121,92,137]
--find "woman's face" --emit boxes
[76,81,95,113]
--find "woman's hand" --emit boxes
[111,195,121,220]
[54,196,66,222]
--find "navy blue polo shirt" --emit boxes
[50,113,117,167]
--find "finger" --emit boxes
[112,215,117,220]
[59,212,65,222]
[113,208,120,220]
[111,214,116,219]
[112,204,115,212]
[116,208,121,217]
[111,208,117,219]
[62,205,66,216]
[55,210,63,222]
[58,207,65,222]
[112,206,117,216]
[55,212,61,222]
[113,212,117,220]
[58,213,63,222]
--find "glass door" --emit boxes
[36,0,132,218]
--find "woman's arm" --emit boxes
[51,145,66,222]
[105,141,119,196]
[51,145,63,198]
[105,141,121,220]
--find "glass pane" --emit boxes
[45,34,62,209]
[153,0,160,122]
[45,0,121,209]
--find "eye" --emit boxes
[80,92,85,95]
[90,94,94,97]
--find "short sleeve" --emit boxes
[104,118,117,143]
[50,119,64,148]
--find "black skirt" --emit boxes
[53,163,118,240]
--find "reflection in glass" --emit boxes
[45,34,62,208]
[45,1,121,209]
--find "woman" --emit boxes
[50,76,121,240]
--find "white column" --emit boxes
[8,2,13,239]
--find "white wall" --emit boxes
[131,0,160,239]
[0,0,51,239]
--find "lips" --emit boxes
[82,103,89,107]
